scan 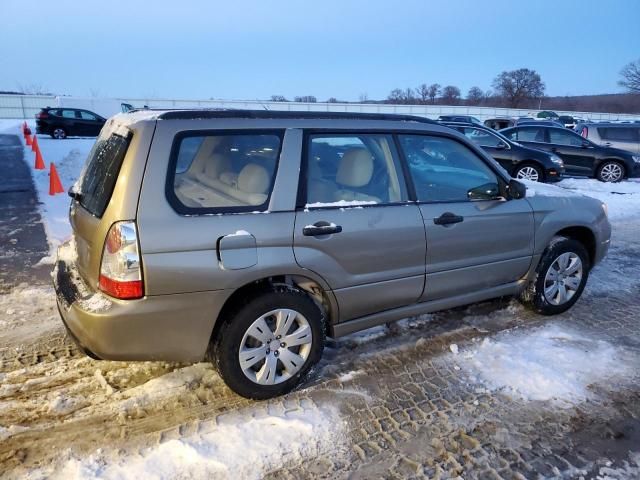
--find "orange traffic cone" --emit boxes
[49,163,64,195]
[31,134,39,152]
[25,132,32,146]
[34,143,45,170]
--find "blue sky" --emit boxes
[1,0,638,101]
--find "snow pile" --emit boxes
[28,137,95,261]
[40,404,344,480]
[457,324,635,404]
[521,179,582,198]
[557,178,640,220]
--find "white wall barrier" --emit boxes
[0,94,638,122]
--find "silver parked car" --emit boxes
[54,110,611,399]
[575,122,640,154]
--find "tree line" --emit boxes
[269,60,640,113]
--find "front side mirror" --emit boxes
[468,182,501,201]
[581,140,593,148]
[495,142,508,150]
[508,179,527,200]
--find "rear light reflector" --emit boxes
[99,221,144,300]
[36,112,49,119]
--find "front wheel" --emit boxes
[596,161,625,182]
[514,163,544,182]
[212,290,325,399]
[51,127,67,139]
[519,237,590,315]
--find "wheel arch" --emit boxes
[207,274,338,353]
[554,226,596,267]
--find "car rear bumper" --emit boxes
[53,256,230,362]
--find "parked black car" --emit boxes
[500,125,640,182]
[441,122,565,182]
[35,107,106,139]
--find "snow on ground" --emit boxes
[41,405,343,480]
[29,137,95,262]
[558,177,640,220]
[455,323,635,405]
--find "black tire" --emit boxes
[519,236,590,315]
[596,160,625,182]
[513,163,544,182]
[51,127,67,139]
[212,289,325,399]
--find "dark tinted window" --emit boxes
[62,109,78,119]
[77,132,132,217]
[598,127,639,142]
[170,133,281,212]
[79,111,98,120]
[515,127,545,142]
[47,109,61,116]
[461,127,503,147]
[399,135,500,202]
[549,129,583,146]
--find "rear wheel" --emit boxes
[514,163,544,182]
[519,236,590,315]
[596,160,625,182]
[51,127,67,139]
[212,290,325,399]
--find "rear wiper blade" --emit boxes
[68,188,82,201]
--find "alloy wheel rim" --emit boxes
[516,166,539,182]
[543,252,583,306]
[600,163,622,182]
[53,129,65,139]
[239,308,312,385]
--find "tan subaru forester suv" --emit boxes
[54,110,611,399]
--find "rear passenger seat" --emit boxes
[178,153,270,206]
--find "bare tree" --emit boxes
[270,95,288,102]
[359,92,369,103]
[441,85,461,104]
[492,68,545,107]
[327,97,338,103]
[416,84,430,104]
[294,95,317,103]
[619,59,640,93]
[466,86,484,105]
[427,83,441,104]
[387,88,405,104]
[404,87,416,104]
[17,82,49,95]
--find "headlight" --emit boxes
[632,155,640,163]
[550,154,564,166]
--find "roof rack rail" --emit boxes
[155,108,436,123]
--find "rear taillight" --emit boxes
[36,111,49,119]
[580,127,588,138]
[99,221,143,299]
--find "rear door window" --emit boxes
[168,132,282,213]
[598,127,639,142]
[62,109,78,119]
[77,131,132,217]
[305,134,408,206]
[515,127,545,143]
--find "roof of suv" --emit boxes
[123,108,435,124]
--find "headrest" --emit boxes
[203,154,231,178]
[336,148,374,187]
[238,163,270,194]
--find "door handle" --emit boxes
[433,212,464,225]
[303,223,343,236]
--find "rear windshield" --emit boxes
[77,132,132,217]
